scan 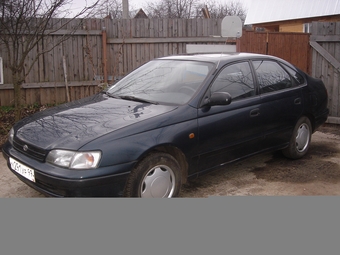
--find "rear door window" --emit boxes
[252,60,293,94]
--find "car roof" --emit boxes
[158,52,285,64]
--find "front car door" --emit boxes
[196,61,264,174]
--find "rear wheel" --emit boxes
[282,116,312,159]
[124,152,182,197]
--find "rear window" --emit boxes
[281,64,305,85]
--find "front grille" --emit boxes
[13,137,47,162]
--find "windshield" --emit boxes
[107,59,214,105]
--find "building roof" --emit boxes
[134,8,148,19]
[244,0,340,25]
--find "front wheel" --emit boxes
[124,152,182,197]
[282,117,312,159]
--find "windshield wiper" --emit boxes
[119,95,159,105]
[106,92,158,105]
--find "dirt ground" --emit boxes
[1,124,340,197]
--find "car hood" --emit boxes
[15,93,177,150]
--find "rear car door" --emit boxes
[196,61,264,173]
[252,60,304,148]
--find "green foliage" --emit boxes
[0,106,14,114]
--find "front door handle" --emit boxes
[250,108,260,117]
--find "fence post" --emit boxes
[102,27,108,84]
[62,56,70,103]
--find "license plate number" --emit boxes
[9,158,35,182]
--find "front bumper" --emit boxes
[2,142,132,197]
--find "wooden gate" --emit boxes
[310,22,340,124]
[238,31,311,74]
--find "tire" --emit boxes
[282,116,312,159]
[124,152,182,197]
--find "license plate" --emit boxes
[9,157,35,182]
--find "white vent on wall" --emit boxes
[0,57,3,84]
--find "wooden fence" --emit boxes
[0,19,339,123]
[310,22,340,123]
[0,18,227,106]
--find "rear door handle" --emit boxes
[294,98,302,105]
[250,108,260,117]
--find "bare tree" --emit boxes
[143,0,246,19]
[91,0,123,19]
[201,0,247,21]
[0,0,98,120]
[145,0,201,19]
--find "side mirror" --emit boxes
[204,92,232,106]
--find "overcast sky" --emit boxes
[66,0,253,17]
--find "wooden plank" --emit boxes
[0,90,14,106]
[31,41,39,82]
[162,19,168,38]
[0,81,99,89]
[202,19,208,36]
[122,44,127,76]
[54,39,62,83]
[197,19,203,36]
[117,44,124,77]
[89,34,97,80]
[126,44,132,74]
[71,35,78,81]
[46,30,102,35]
[148,20,155,61]
[47,36,55,82]
[95,34,101,79]
[37,39,45,82]
[173,42,178,54]
[138,42,142,66]
[131,43,137,70]
[163,43,168,57]
[178,19,183,37]
[134,19,140,38]
[144,19,150,38]
[77,35,84,81]
[85,35,92,81]
[326,116,340,124]
[333,68,339,116]
[310,41,340,71]
[311,47,317,77]
[334,23,340,63]
[310,35,340,42]
[173,19,178,37]
[191,19,197,37]
[107,37,228,44]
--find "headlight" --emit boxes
[46,150,101,169]
[8,128,14,144]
